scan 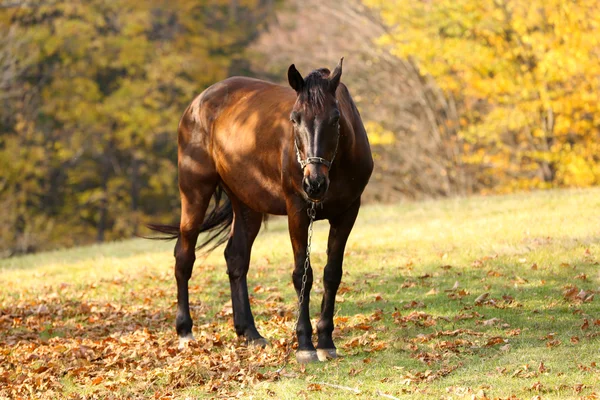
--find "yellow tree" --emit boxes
[0,0,274,254]
[365,0,600,191]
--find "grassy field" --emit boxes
[1,188,600,399]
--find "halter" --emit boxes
[294,130,340,170]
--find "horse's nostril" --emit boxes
[303,179,313,194]
[303,176,327,198]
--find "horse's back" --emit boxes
[180,77,294,144]
[179,77,295,214]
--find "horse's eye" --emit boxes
[330,110,340,126]
[290,111,301,125]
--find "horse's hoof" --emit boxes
[317,348,338,361]
[178,333,195,349]
[248,337,269,348]
[296,350,319,364]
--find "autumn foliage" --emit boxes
[0,0,275,255]
[2,0,600,254]
[365,0,600,192]
[2,190,600,398]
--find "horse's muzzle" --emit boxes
[303,174,328,201]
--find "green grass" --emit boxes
[1,188,600,399]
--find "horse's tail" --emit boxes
[146,185,233,253]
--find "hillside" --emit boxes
[1,188,600,398]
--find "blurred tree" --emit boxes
[0,0,277,256]
[365,0,600,191]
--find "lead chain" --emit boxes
[276,202,316,374]
[296,203,315,318]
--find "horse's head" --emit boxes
[288,58,343,203]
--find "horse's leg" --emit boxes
[175,175,217,348]
[316,198,360,361]
[224,198,266,346]
[287,202,318,363]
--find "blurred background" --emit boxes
[0,0,598,256]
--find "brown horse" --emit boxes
[149,58,373,363]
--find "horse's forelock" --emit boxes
[299,69,333,112]
[314,68,331,77]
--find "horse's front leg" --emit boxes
[287,202,318,363]
[316,198,360,360]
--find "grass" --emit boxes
[1,188,600,399]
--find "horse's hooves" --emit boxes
[178,333,195,349]
[317,348,338,362]
[296,350,319,364]
[248,337,269,348]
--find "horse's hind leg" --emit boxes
[174,173,217,348]
[224,198,266,346]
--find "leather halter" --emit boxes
[294,130,340,170]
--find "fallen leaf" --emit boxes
[502,294,515,302]
[563,286,579,301]
[513,275,528,284]
[481,317,499,326]
[367,341,389,352]
[530,381,543,392]
[446,281,459,292]
[337,286,352,294]
[307,383,322,391]
[253,285,264,293]
[485,337,506,347]
[403,300,426,309]
[474,293,489,305]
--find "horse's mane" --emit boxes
[299,68,331,112]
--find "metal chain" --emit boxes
[276,202,316,374]
[296,202,316,325]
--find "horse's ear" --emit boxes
[288,64,304,93]
[329,57,343,93]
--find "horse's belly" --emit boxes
[218,163,287,215]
